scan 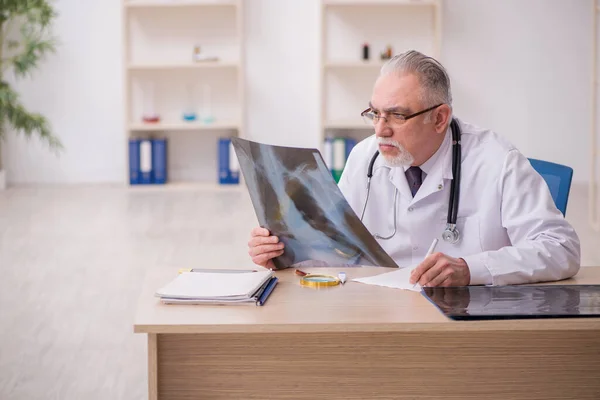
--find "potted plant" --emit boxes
[0,0,63,189]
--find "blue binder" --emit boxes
[218,137,239,184]
[151,138,167,184]
[345,138,357,161]
[218,138,230,184]
[128,138,141,185]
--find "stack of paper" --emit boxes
[156,270,276,305]
[352,266,422,292]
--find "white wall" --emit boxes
[245,0,320,149]
[2,0,594,184]
[441,0,593,183]
[3,0,125,184]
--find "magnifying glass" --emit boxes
[295,269,346,288]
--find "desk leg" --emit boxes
[148,333,158,400]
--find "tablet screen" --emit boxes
[422,285,600,320]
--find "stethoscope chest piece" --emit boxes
[442,223,460,244]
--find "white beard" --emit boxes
[377,137,415,167]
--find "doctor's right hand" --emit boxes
[247,227,285,269]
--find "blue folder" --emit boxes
[345,137,357,160]
[151,138,168,184]
[218,138,232,184]
[128,138,141,185]
[256,276,278,306]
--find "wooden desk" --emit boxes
[134,267,600,400]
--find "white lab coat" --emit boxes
[338,117,581,286]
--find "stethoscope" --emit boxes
[359,118,462,244]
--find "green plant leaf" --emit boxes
[11,37,56,78]
[0,0,62,152]
[0,82,60,147]
[0,86,62,150]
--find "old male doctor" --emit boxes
[247,50,581,287]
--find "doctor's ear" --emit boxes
[433,104,452,134]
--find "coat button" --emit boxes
[408,207,414,212]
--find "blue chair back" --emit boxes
[528,158,573,216]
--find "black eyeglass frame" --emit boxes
[360,103,444,124]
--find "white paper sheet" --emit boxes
[352,266,422,292]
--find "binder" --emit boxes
[218,137,239,184]
[128,138,141,185]
[229,140,240,184]
[323,137,333,175]
[151,138,168,184]
[218,138,230,184]
[345,137,357,160]
[139,139,153,184]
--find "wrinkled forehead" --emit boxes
[370,72,424,111]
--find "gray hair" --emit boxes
[380,50,453,114]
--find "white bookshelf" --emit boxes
[325,61,386,69]
[127,62,239,71]
[323,0,438,5]
[123,0,245,185]
[319,0,442,150]
[129,121,240,132]
[125,0,238,9]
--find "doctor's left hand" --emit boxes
[409,253,471,287]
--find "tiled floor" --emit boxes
[0,183,598,400]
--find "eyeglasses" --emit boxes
[360,103,443,126]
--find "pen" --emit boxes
[413,238,439,289]
[425,238,439,259]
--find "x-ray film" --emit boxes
[231,138,398,270]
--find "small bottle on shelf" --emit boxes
[142,81,160,124]
[182,84,197,122]
[380,45,393,61]
[362,43,370,61]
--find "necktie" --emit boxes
[405,166,423,197]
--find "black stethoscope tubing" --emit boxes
[362,118,462,243]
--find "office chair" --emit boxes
[528,158,573,216]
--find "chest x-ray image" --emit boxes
[231,137,398,270]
